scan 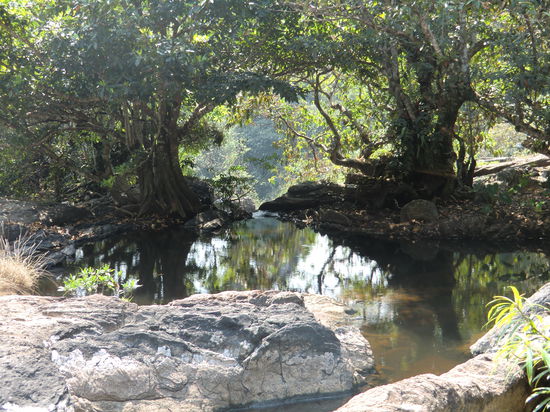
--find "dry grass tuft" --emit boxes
[0,235,47,296]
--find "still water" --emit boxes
[70,214,550,389]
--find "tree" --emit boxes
[0,0,296,217]
[246,0,550,195]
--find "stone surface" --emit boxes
[0,198,91,228]
[334,354,529,412]
[183,209,229,232]
[0,291,373,412]
[400,199,439,223]
[260,182,346,212]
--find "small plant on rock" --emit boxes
[59,264,140,300]
[487,286,550,411]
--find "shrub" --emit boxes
[0,235,46,296]
[210,165,255,205]
[59,264,140,300]
[487,286,550,411]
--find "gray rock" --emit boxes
[400,200,439,223]
[0,291,373,412]
[334,354,529,412]
[183,209,229,232]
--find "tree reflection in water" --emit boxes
[71,216,550,382]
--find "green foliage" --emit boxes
[481,124,531,158]
[210,166,255,205]
[487,286,550,411]
[59,265,140,300]
[0,0,298,214]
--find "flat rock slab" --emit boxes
[0,198,91,227]
[0,291,373,412]
[334,354,529,412]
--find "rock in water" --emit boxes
[334,354,529,412]
[0,291,373,411]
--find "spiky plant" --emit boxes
[487,286,550,412]
[0,234,47,296]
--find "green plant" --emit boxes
[487,286,550,411]
[59,264,140,300]
[210,166,255,205]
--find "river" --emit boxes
[63,213,550,411]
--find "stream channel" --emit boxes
[62,212,550,411]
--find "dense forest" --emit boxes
[0,0,549,217]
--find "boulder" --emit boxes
[39,204,92,227]
[400,200,439,223]
[0,291,373,412]
[0,223,27,242]
[260,182,346,212]
[334,354,529,412]
[183,209,229,232]
[319,209,351,227]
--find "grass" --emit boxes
[0,234,47,296]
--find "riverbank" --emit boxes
[259,156,550,245]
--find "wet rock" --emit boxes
[334,354,529,412]
[77,223,136,243]
[400,200,439,223]
[0,291,373,412]
[183,209,229,232]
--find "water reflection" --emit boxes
[71,216,550,384]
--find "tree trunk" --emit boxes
[402,110,458,198]
[137,132,200,219]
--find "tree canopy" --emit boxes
[0,0,297,216]
[0,0,549,214]
[243,0,550,192]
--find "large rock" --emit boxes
[334,354,529,412]
[0,291,373,412]
[400,199,439,223]
[260,182,346,212]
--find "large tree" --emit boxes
[246,0,550,195]
[0,0,295,217]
